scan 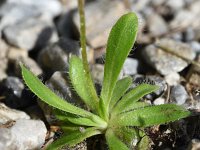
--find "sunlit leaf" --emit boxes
[109,77,132,112]
[115,104,190,127]
[113,84,158,113]
[21,64,95,118]
[100,13,138,110]
[69,56,99,111]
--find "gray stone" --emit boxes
[170,10,198,29]
[0,103,30,125]
[91,64,104,84]
[185,27,195,41]
[10,119,47,150]
[131,0,150,12]
[73,0,128,48]
[170,84,188,105]
[190,41,200,53]
[0,39,8,81]
[3,15,58,50]
[153,97,165,105]
[0,0,62,30]
[147,13,168,37]
[0,119,47,150]
[38,38,80,72]
[15,57,43,76]
[164,72,180,86]
[166,0,185,11]
[0,128,16,150]
[122,58,138,75]
[143,38,196,75]
[7,47,28,62]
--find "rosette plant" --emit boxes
[21,1,190,149]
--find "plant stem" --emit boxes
[78,0,99,110]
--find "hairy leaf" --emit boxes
[47,127,101,150]
[105,129,129,150]
[113,84,158,113]
[109,77,132,112]
[115,104,190,127]
[21,64,97,118]
[69,56,99,111]
[100,13,138,111]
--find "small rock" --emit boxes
[0,77,35,108]
[91,64,104,84]
[143,38,196,75]
[186,54,200,87]
[11,119,47,150]
[147,13,168,37]
[189,139,200,150]
[0,128,16,150]
[164,72,180,86]
[7,47,28,62]
[3,15,58,50]
[190,41,200,53]
[166,0,185,11]
[38,38,80,72]
[0,39,8,81]
[170,84,188,105]
[15,57,43,76]
[73,0,127,48]
[0,0,62,30]
[184,27,195,42]
[122,58,138,75]
[0,103,30,125]
[170,10,198,29]
[153,97,165,105]
[131,0,150,12]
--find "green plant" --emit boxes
[20,3,190,149]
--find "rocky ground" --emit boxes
[0,0,200,149]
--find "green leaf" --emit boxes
[105,129,129,150]
[113,102,149,116]
[113,84,158,113]
[109,77,132,112]
[115,104,190,127]
[114,126,139,147]
[69,56,99,111]
[100,12,138,112]
[20,64,97,118]
[47,127,101,150]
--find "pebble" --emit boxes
[0,119,47,150]
[188,139,200,150]
[190,41,200,53]
[170,84,189,105]
[170,10,197,29]
[0,39,8,80]
[0,0,62,30]
[166,0,185,11]
[147,13,168,37]
[7,47,28,62]
[143,38,196,75]
[38,38,80,72]
[122,58,138,75]
[73,0,127,48]
[0,128,16,150]
[15,57,43,76]
[164,72,180,86]
[153,97,165,105]
[91,64,104,84]
[0,103,30,125]
[3,15,58,50]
